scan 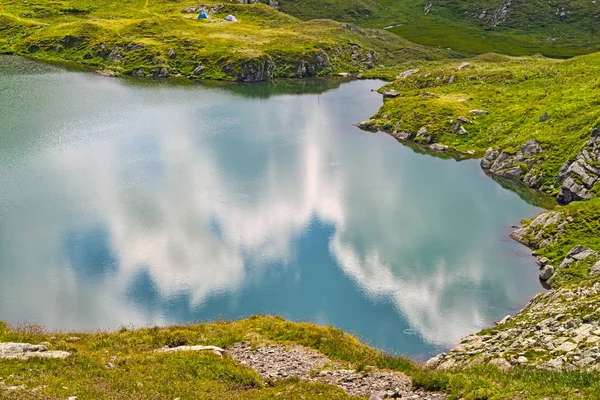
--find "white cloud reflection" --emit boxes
[0,74,541,349]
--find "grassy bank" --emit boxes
[0,0,454,81]
[1,316,599,399]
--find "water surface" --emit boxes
[0,57,543,360]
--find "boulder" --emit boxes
[429,143,448,152]
[488,358,512,371]
[539,265,555,281]
[382,89,400,99]
[456,61,470,70]
[590,261,600,277]
[356,120,378,132]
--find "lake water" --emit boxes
[0,57,543,360]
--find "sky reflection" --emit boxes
[0,57,543,359]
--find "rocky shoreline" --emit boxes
[425,211,600,372]
[355,91,600,373]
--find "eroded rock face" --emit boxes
[0,343,70,360]
[557,129,600,204]
[236,57,275,82]
[481,140,544,188]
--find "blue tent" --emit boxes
[198,11,208,19]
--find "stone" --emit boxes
[382,89,400,99]
[425,355,442,369]
[356,120,378,132]
[555,341,577,352]
[395,69,419,79]
[517,356,528,364]
[192,64,206,76]
[496,315,512,325]
[469,109,489,115]
[156,345,224,356]
[590,261,600,277]
[429,143,448,152]
[536,256,550,266]
[456,62,470,70]
[539,112,549,122]
[457,116,473,124]
[488,358,512,371]
[0,343,70,360]
[437,358,456,370]
[447,75,455,84]
[539,265,555,281]
[167,48,176,59]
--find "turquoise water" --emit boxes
[0,57,543,360]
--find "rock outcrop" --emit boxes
[509,210,567,249]
[426,280,600,371]
[227,343,445,399]
[481,140,544,188]
[557,128,600,204]
[0,343,70,360]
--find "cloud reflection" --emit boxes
[0,72,541,353]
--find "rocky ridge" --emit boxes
[426,281,600,371]
[228,343,445,399]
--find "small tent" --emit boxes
[198,11,209,19]
[224,14,237,22]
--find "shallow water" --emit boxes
[0,57,543,360]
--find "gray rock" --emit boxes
[429,143,448,152]
[539,265,555,281]
[456,62,470,70]
[356,120,378,132]
[469,109,489,115]
[540,112,549,122]
[457,116,473,125]
[590,261,600,277]
[382,89,400,99]
[488,358,512,371]
[192,64,206,76]
[0,343,70,360]
[536,256,550,267]
[156,345,224,356]
[396,69,419,79]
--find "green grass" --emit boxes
[0,0,455,81]
[361,52,600,194]
[275,0,600,57]
[2,316,600,399]
[516,198,600,287]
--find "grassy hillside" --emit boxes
[275,0,600,57]
[1,316,600,399]
[0,0,454,81]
